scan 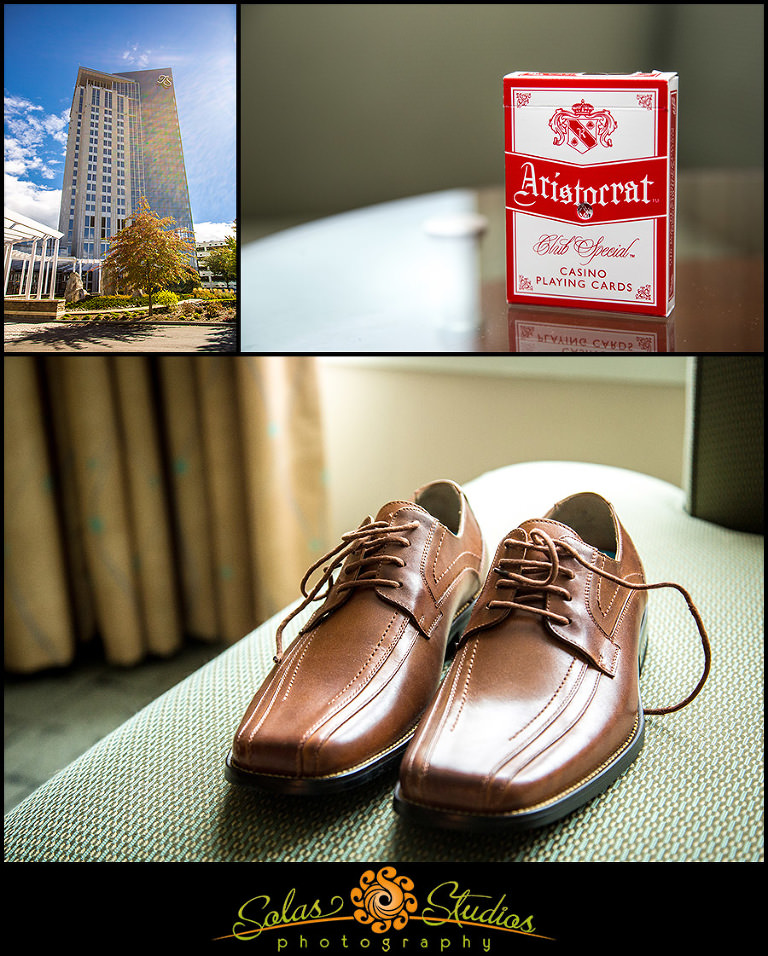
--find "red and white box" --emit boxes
[504,71,678,316]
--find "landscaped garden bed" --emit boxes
[60,290,236,323]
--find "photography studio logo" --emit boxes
[213,866,554,950]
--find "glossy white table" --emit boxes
[241,173,763,354]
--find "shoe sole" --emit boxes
[393,607,650,831]
[224,598,477,795]
[225,737,411,795]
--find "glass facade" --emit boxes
[58,66,196,280]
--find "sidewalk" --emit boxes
[4,319,236,353]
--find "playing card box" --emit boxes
[504,71,678,316]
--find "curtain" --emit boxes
[4,356,328,673]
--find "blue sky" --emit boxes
[4,3,236,242]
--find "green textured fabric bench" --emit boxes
[4,459,762,863]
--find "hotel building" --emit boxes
[57,65,196,292]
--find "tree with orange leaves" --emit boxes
[103,197,198,315]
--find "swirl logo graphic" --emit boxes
[156,75,172,88]
[351,867,417,934]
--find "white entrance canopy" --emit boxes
[4,208,63,300]
[4,208,63,245]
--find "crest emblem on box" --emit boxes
[549,100,617,154]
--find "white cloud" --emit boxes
[121,44,152,68]
[4,172,62,230]
[4,94,70,205]
[5,95,69,148]
[5,135,58,181]
[194,221,235,244]
[4,94,43,113]
[41,111,70,146]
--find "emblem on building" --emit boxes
[156,75,172,88]
[549,99,617,154]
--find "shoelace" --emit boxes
[273,518,419,663]
[487,528,712,716]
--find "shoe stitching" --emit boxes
[593,550,631,618]
[418,519,483,626]
[572,543,624,666]
[301,617,408,744]
[401,715,641,820]
[280,636,314,702]
[595,552,618,615]
[449,638,479,733]
[300,627,419,775]
[403,594,481,799]
[486,662,601,797]
[507,656,583,745]
[241,632,312,744]
[325,610,403,707]
[422,575,480,639]
[429,525,483,586]
[405,640,473,800]
[576,548,636,673]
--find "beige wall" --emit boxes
[317,357,688,540]
[241,4,764,229]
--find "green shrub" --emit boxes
[154,290,179,311]
[67,294,134,311]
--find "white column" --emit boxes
[24,241,38,298]
[3,241,14,296]
[36,237,49,299]
[49,237,60,298]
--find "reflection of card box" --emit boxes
[504,72,678,317]
[510,306,675,352]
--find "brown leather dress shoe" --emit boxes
[226,480,486,794]
[394,492,711,831]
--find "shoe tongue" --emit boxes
[512,517,590,556]
[517,516,579,541]
[374,499,427,524]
